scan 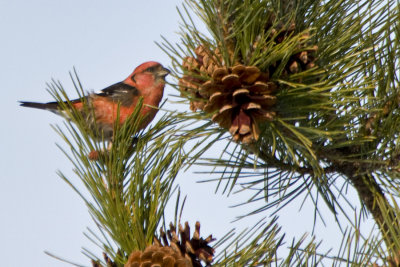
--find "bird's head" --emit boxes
[124,61,170,90]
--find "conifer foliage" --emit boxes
[161,0,400,264]
[42,0,400,266]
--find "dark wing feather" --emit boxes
[96,82,140,107]
[19,98,85,117]
[20,101,59,111]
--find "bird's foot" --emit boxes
[88,143,113,161]
[88,150,100,161]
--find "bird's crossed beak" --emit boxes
[159,67,170,78]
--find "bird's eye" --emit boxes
[145,66,156,72]
[131,74,136,83]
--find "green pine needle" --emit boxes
[47,71,188,265]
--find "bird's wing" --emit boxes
[96,82,140,107]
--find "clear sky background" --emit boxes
[1,1,375,266]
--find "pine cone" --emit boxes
[285,43,318,74]
[266,21,318,76]
[180,57,277,143]
[124,245,192,267]
[156,221,215,267]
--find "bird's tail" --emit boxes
[19,101,59,111]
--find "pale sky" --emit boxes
[1,1,374,266]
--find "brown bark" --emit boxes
[342,168,397,249]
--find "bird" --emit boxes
[20,61,170,158]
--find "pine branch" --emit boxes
[46,72,189,265]
[161,0,400,257]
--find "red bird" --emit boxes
[20,61,169,150]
